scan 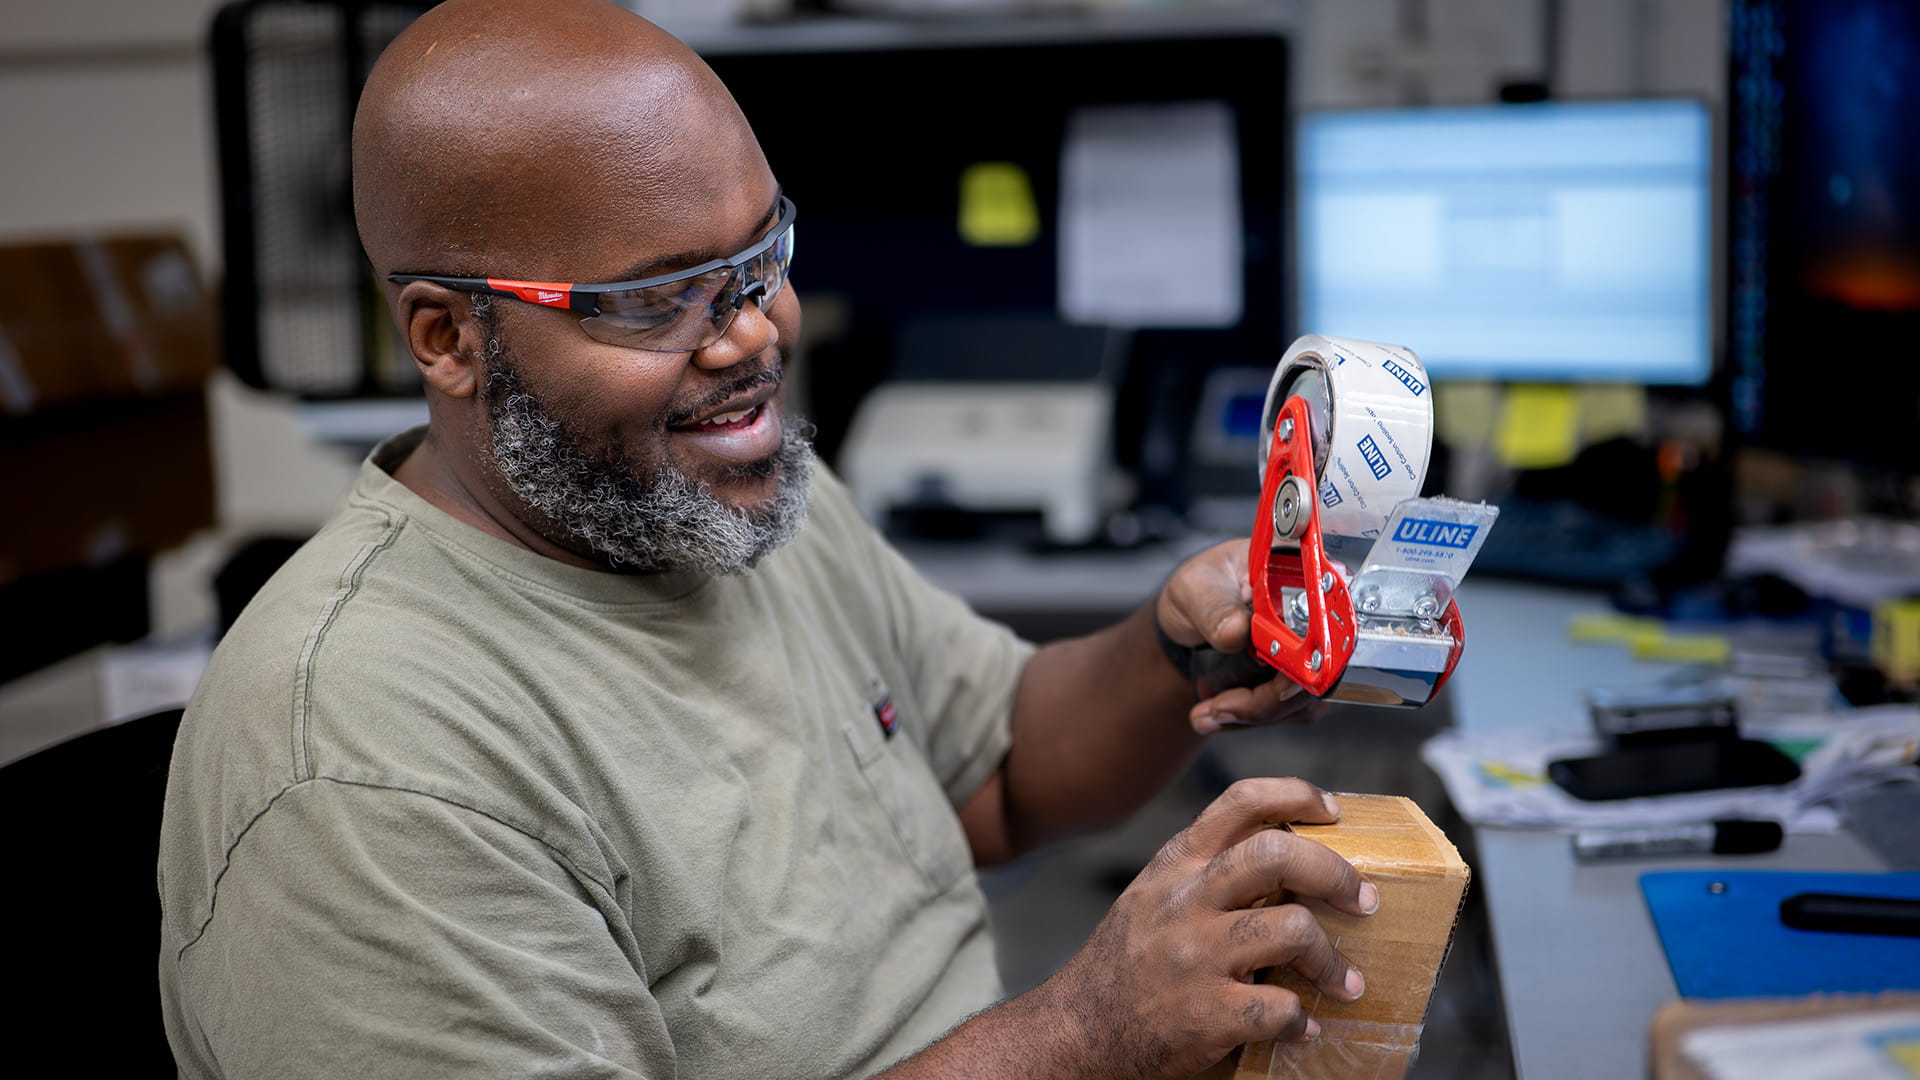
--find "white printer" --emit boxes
[839,314,1131,547]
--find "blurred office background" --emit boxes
[4,2,1918,1076]
[0,0,1750,650]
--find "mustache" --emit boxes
[663,364,783,428]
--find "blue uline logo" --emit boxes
[1319,478,1343,507]
[1357,435,1392,480]
[1382,359,1427,397]
[1395,518,1479,549]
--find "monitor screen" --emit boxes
[1295,100,1714,384]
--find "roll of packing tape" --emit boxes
[1259,335,1434,541]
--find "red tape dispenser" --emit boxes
[1189,336,1499,709]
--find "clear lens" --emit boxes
[577,221,794,352]
[582,269,732,349]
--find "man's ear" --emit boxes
[397,281,489,399]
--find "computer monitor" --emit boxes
[1728,0,1920,473]
[1295,99,1714,385]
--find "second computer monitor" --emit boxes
[1296,99,1713,385]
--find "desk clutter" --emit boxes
[1420,704,1918,833]
[1650,993,1920,1080]
[1422,597,1920,835]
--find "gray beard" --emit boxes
[480,339,813,576]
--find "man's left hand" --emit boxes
[1156,538,1323,734]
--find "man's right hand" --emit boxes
[882,777,1377,1080]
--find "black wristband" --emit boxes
[1155,618,1198,691]
[1157,617,1282,703]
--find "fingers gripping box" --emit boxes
[1200,794,1471,1080]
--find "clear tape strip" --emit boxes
[1250,1019,1427,1079]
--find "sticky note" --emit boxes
[957,162,1038,247]
[1879,1030,1920,1075]
[1477,761,1546,789]
[1434,380,1498,450]
[1568,612,1664,647]
[1873,599,1920,683]
[1633,632,1732,665]
[1579,383,1649,444]
[1496,383,1581,469]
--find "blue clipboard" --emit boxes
[1640,871,1920,999]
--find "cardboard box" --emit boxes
[1197,794,1470,1080]
[0,390,214,588]
[1649,993,1920,1080]
[0,234,216,417]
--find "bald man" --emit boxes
[157,2,1378,1077]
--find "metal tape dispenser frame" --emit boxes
[1233,335,1498,708]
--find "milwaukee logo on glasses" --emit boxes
[1395,518,1479,549]
[495,281,574,307]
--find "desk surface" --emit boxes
[1449,581,1886,1080]
[880,544,1889,1078]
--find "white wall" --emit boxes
[1296,0,1723,107]
[0,0,1724,635]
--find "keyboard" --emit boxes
[1472,499,1681,586]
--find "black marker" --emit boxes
[1780,892,1920,938]
[1570,819,1784,860]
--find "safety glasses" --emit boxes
[389,196,795,353]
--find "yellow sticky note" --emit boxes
[957,162,1038,247]
[1579,383,1649,444]
[1496,383,1581,469]
[1632,632,1732,665]
[1872,598,1920,683]
[1883,1034,1920,1077]
[1476,761,1545,789]
[1567,612,1664,647]
[1434,380,1498,450]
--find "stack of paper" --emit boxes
[1419,705,1920,831]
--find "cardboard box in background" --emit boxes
[0,390,215,588]
[0,234,217,417]
[0,233,218,682]
[0,231,218,585]
[0,388,216,683]
[1196,794,1471,1080]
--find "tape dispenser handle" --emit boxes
[1156,623,1281,701]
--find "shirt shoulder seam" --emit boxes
[290,512,407,780]
[175,775,622,963]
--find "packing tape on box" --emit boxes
[1257,335,1435,542]
[1232,1020,1426,1078]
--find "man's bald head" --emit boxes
[353,0,764,283]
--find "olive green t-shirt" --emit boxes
[158,428,1033,1079]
